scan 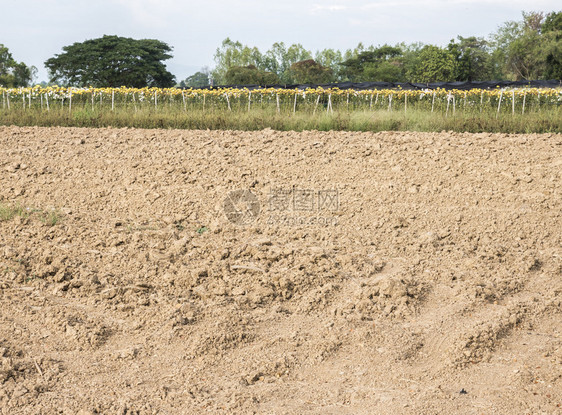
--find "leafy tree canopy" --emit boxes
[542,11,562,35]
[45,35,175,87]
[180,68,210,88]
[340,45,404,82]
[212,39,316,85]
[313,48,344,80]
[212,38,264,85]
[448,36,490,81]
[542,11,562,79]
[264,43,312,83]
[0,44,35,87]
[407,45,457,83]
[224,65,279,85]
[289,60,333,84]
[488,11,562,80]
[210,11,561,85]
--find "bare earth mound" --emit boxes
[1,126,561,414]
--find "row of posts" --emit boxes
[0,89,542,116]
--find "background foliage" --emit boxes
[208,11,561,85]
[1,10,560,88]
[0,44,36,87]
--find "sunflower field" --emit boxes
[1,86,561,115]
[1,85,561,132]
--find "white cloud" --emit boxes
[360,0,561,8]
[4,0,562,82]
[310,4,347,13]
[116,0,182,28]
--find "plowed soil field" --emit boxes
[1,126,561,414]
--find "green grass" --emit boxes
[196,226,209,234]
[39,210,62,226]
[0,203,29,221]
[0,202,62,226]
[0,106,561,133]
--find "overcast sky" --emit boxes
[1,0,560,83]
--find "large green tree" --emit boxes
[340,45,404,82]
[45,35,175,87]
[507,12,546,80]
[224,65,279,85]
[289,59,333,84]
[342,42,367,62]
[0,44,35,87]
[211,38,264,85]
[488,11,558,80]
[314,48,344,81]
[180,68,210,88]
[542,11,562,79]
[407,45,457,82]
[448,36,491,81]
[265,43,312,83]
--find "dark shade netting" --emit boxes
[190,80,562,91]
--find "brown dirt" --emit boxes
[0,126,561,414]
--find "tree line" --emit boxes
[0,10,560,89]
[0,44,36,87]
[202,11,561,86]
